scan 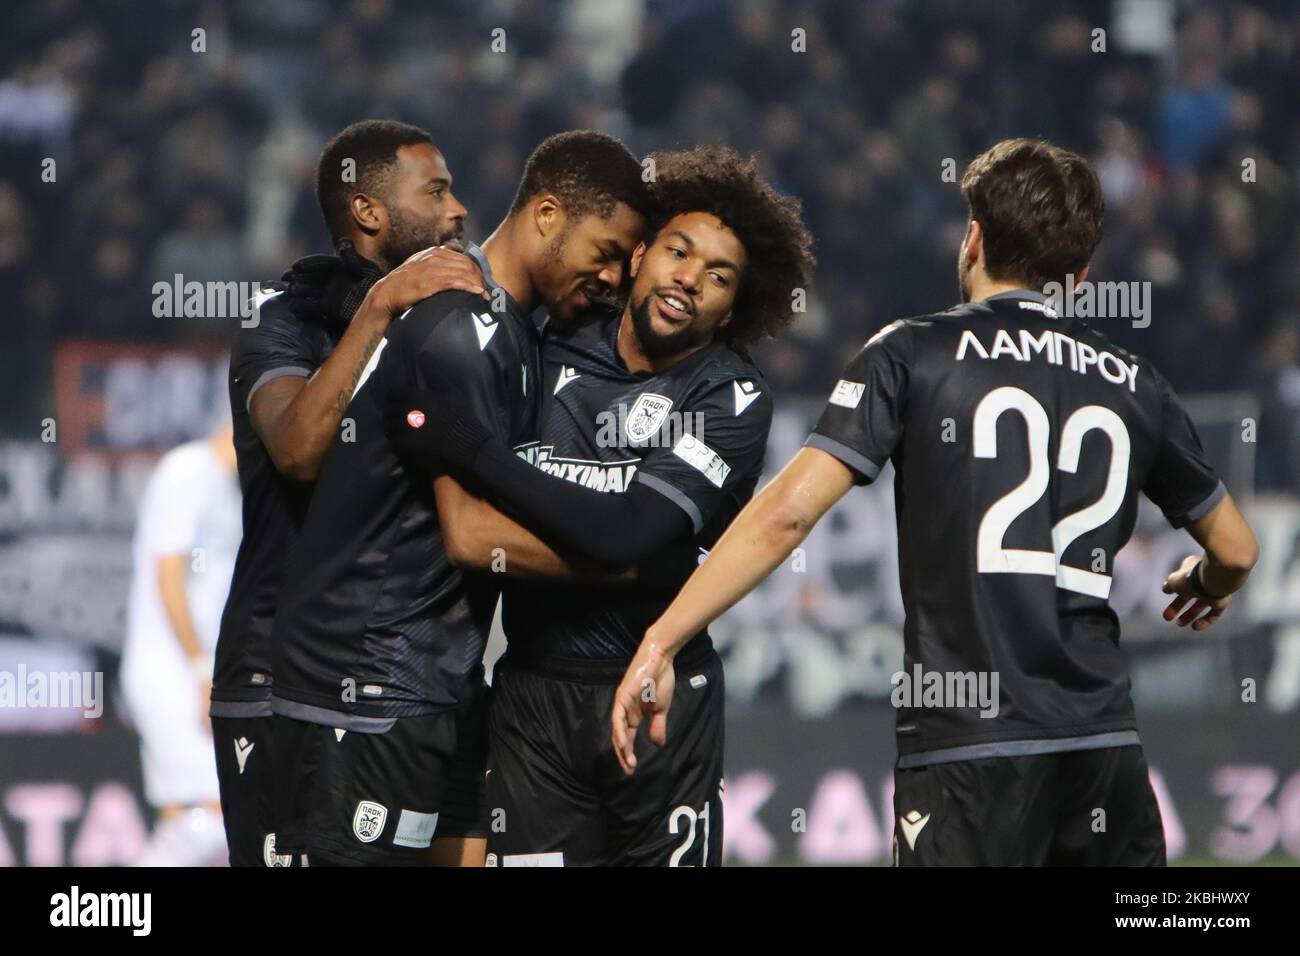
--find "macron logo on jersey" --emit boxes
[555,365,580,394]
[733,379,762,415]
[472,312,498,350]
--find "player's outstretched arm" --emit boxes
[434,476,630,581]
[387,389,692,567]
[610,446,856,774]
[1160,493,1259,631]
[252,248,484,482]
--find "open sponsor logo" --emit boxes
[672,434,731,488]
[829,380,865,409]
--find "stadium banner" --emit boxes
[52,341,229,457]
[0,704,1297,866]
[723,700,1300,866]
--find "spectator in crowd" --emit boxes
[1,0,1298,498]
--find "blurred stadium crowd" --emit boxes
[2,0,1299,488]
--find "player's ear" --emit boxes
[351,193,384,236]
[629,241,647,278]
[964,220,982,267]
[533,195,562,238]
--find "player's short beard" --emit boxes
[381,207,459,268]
[545,221,573,264]
[630,292,711,358]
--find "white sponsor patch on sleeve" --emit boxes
[393,809,439,849]
[672,434,731,488]
[502,852,565,866]
[829,380,866,408]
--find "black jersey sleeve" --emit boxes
[431,436,692,568]
[1141,370,1226,528]
[805,321,911,485]
[230,290,320,412]
[403,301,515,443]
[632,376,774,534]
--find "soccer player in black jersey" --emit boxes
[612,138,1260,867]
[211,119,483,866]
[268,131,650,866]
[386,147,814,865]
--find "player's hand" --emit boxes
[283,239,385,335]
[367,246,486,317]
[1161,554,1232,631]
[610,643,675,776]
[384,387,492,472]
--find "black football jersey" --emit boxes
[212,285,335,715]
[808,290,1225,766]
[270,258,541,727]
[502,312,773,664]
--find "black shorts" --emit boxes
[212,713,303,866]
[271,693,489,866]
[892,744,1166,866]
[485,649,724,867]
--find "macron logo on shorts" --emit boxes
[899,809,930,850]
[234,737,254,775]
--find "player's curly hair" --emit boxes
[646,146,815,346]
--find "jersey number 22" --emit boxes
[973,386,1130,599]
